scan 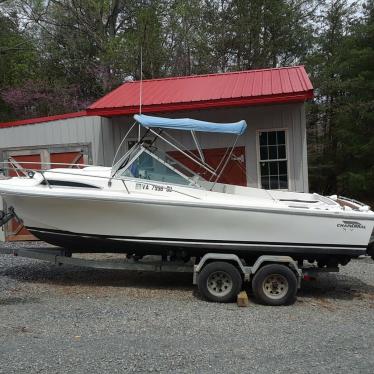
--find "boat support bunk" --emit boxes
[0,245,341,306]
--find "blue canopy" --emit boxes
[134,114,247,135]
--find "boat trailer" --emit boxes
[0,206,20,228]
[0,245,340,305]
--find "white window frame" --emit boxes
[256,128,290,190]
[117,145,201,188]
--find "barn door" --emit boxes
[7,150,46,177]
[49,148,88,169]
[2,144,90,241]
[168,146,247,186]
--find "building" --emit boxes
[0,65,313,241]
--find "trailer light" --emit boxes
[303,274,315,281]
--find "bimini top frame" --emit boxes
[110,114,248,190]
[133,114,247,135]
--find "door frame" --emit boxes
[1,142,92,172]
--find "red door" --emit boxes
[50,151,85,168]
[168,146,247,186]
[8,154,42,177]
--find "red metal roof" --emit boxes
[0,111,87,129]
[87,66,313,116]
[0,66,313,128]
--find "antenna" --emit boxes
[138,46,143,141]
[139,46,143,115]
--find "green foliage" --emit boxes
[307,0,374,200]
[0,14,37,86]
[0,7,39,120]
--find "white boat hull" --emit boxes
[3,191,373,260]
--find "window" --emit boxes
[258,130,288,190]
[117,148,198,186]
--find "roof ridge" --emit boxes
[123,65,306,84]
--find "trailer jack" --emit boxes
[0,206,21,228]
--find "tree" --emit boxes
[0,7,39,120]
[306,0,359,194]
[216,0,317,70]
[1,0,168,115]
[332,0,374,199]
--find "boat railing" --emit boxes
[0,161,202,199]
[1,159,91,172]
[0,160,132,193]
[336,195,368,207]
[331,195,371,212]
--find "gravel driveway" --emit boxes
[1,242,374,374]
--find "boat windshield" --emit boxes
[115,145,205,187]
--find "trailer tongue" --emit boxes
[0,206,19,228]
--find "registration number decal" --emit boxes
[135,183,172,192]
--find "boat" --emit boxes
[0,114,373,266]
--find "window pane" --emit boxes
[277,131,285,145]
[268,146,277,159]
[259,132,268,146]
[279,161,287,174]
[279,175,288,189]
[261,176,270,189]
[260,162,269,176]
[269,161,278,175]
[120,151,190,185]
[260,146,268,160]
[268,131,277,145]
[270,176,279,189]
[278,145,286,159]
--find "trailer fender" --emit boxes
[193,253,251,285]
[250,255,302,288]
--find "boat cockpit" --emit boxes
[113,143,208,188]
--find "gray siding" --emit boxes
[0,116,102,164]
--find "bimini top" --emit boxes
[134,114,247,135]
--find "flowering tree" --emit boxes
[1,80,90,118]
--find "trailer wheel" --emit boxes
[252,264,297,306]
[198,262,242,303]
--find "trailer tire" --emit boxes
[198,261,242,303]
[252,264,297,306]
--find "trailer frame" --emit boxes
[0,245,340,305]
